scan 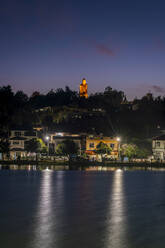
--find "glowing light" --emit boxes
[31,171,65,247]
[80,78,88,98]
[104,170,128,247]
[56,132,63,136]
[31,170,53,247]
[45,136,50,141]
[116,137,121,141]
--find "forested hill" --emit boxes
[0,85,165,145]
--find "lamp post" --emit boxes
[45,136,50,156]
[116,137,121,161]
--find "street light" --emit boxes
[116,137,121,161]
[45,136,50,141]
[45,136,50,155]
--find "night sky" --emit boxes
[1,0,165,99]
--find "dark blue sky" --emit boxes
[1,0,165,99]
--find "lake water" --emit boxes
[1,169,165,248]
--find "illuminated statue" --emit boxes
[79,78,88,98]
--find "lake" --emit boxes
[1,169,165,248]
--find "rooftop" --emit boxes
[10,136,27,140]
[10,148,25,151]
[153,135,165,141]
[53,136,82,140]
[87,136,117,141]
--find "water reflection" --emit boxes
[104,170,128,248]
[30,170,54,248]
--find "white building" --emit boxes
[152,135,165,161]
[10,129,37,159]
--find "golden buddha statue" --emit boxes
[79,78,88,98]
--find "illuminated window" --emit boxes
[13,141,20,145]
[89,143,95,148]
[110,143,114,149]
[15,131,21,136]
[156,142,160,147]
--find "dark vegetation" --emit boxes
[0,85,165,157]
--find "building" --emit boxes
[152,135,165,161]
[86,136,119,159]
[10,129,37,159]
[79,78,88,98]
[48,132,85,154]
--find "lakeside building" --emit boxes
[46,132,120,159]
[10,129,37,159]
[48,132,86,155]
[152,135,165,161]
[8,126,120,161]
[86,136,119,160]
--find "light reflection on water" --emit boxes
[104,170,128,248]
[30,170,53,248]
[29,170,64,248]
[2,171,165,248]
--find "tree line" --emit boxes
[0,85,165,158]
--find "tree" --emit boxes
[0,85,14,126]
[121,144,138,161]
[14,91,28,107]
[56,139,78,161]
[25,138,41,154]
[95,142,112,162]
[136,147,151,159]
[0,86,14,159]
[0,129,9,160]
[38,138,48,154]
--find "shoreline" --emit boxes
[1,160,165,171]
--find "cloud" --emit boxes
[151,85,165,93]
[125,83,165,100]
[88,41,115,57]
[94,43,115,56]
